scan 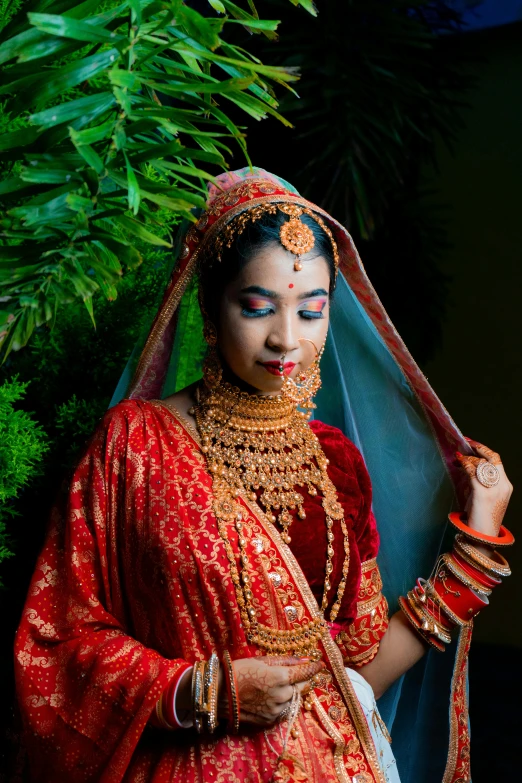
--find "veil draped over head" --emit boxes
[111,168,474,783]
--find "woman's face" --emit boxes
[217,243,331,395]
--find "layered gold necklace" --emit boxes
[195,381,350,655]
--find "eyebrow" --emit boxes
[239,286,328,300]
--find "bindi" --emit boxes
[288,283,294,289]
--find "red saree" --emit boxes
[15,399,389,783]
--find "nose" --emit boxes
[266,309,300,355]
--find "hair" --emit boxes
[198,209,337,322]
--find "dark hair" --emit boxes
[198,210,336,321]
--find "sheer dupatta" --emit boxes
[111,168,474,783]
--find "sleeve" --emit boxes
[14,403,189,783]
[335,441,389,668]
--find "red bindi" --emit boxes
[288,283,294,289]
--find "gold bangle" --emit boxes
[223,650,240,734]
[399,596,446,652]
[192,661,205,734]
[453,534,511,578]
[204,653,220,734]
[441,553,492,597]
[407,590,452,644]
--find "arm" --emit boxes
[14,405,189,781]
[358,438,513,700]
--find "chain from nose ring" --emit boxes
[278,352,287,376]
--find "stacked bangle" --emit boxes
[399,513,513,651]
[223,650,240,734]
[191,655,220,734]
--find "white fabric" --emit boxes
[345,667,401,783]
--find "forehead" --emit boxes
[230,243,331,292]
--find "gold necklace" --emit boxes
[195,382,350,637]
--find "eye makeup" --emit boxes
[240,297,275,317]
[299,298,327,319]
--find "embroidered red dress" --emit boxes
[14,400,389,783]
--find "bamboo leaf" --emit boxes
[29,92,116,128]
[208,0,226,13]
[111,215,173,247]
[27,13,125,45]
[124,152,140,215]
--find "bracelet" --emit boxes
[204,653,220,734]
[192,661,205,734]
[453,534,511,578]
[407,589,453,643]
[398,596,445,652]
[440,553,493,597]
[223,650,240,734]
[422,580,471,629]
[450,551,501,590]
[431,561,488,624]
[448,512,515,548]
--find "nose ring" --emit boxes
[298,337,319,359]
[278,352,287,375]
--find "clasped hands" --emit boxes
[177,655,325,728]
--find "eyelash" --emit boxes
[240,307,324,320]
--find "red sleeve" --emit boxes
[14,402,188,783]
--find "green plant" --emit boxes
[0,0,315,360]
[0,377,48,583]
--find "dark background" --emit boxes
[1,1,521,780]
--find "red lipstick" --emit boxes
[260,361,296,376]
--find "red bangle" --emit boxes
[449,512,514,547]
[451,551,501,589]
[432,563,488,623]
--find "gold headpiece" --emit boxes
[210,202,339,276]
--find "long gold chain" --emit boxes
[195,382,350,635]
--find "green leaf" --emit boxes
[71,140,105,175]
[141,75,254,95]
[0,48,121,108]
[29,93,116,128]
[27,13,125,45]
[20,168,81,185]
[177,6,222,51]
[0,127,40,152]
[69,118,116,146]
[208,0,226,12]
[225,19,280,31]
[124,152,140,215]
[111,215,172,247]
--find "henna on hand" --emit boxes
[456,439,513,538]
[229,656,325,726]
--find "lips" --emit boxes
[260,361,296,377]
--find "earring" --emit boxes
[202,319,223,390]
[281,337,325,414]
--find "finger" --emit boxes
[264,656,311,667]
[473,443,502,466]
[455,453,479,480]
[286,660,325,685]
[464,439,502,465]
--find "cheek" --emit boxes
[218,308,263,367]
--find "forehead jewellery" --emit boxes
[209,202,339,277]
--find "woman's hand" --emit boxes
[456,438,513,538]
[219,655,325,727]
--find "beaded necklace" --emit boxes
[195,382,350,655]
